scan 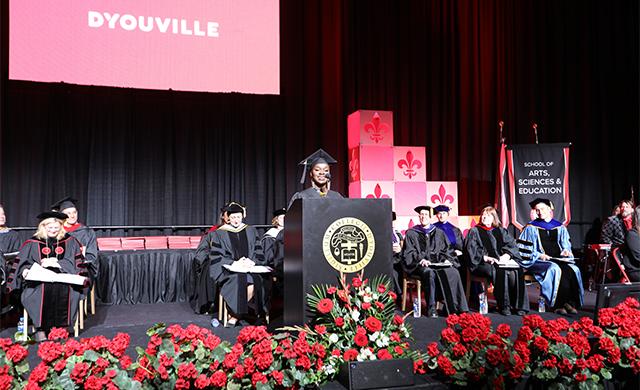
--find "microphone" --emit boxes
[324,172,332,181]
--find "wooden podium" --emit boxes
[284,198,393,325]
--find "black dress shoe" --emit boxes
[516,310,527,316]
[564,303,578,314]
[427,308,438,318]
[554,308,568,315]
[500,307,511,316]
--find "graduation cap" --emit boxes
[298,148,337,184]
[414,205,432,216]
[433,205,450,214]
[273,208,286,218]
[528,198,554,209]
[51,196,78,212]
[37,211,68,221]
[226,202,246,217]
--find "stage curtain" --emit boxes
[0,0,637,247]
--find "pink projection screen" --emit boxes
[9,1,280,94]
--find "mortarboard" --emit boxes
[298,148,337,184]
[273,208,286,217]
[529,198,554,209]
[51,196,78,212]
[37,211,69,221]
[226,202,246,217]
[433,205,450,214]
[414,205,432,216]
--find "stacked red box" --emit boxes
[168,236,191,249]
[97,237,122,251]
[121,237,145,251]
[144,236,168,250]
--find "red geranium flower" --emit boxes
[343,349,358,361]
[354,333,369,347]
[377,284,387,293]
[317,298,334,314]
[352,277,362,288]
[377,349,393,360]
[335,317,344,327]
[365,317,382,333]
[327,286,337,294]
[496,323,512,338]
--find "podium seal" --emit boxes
[322,217,375,273]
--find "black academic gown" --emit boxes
[12,234,83,330]
[391,230,404,295]
[0,229,21,254]
[402,226,468,314]
[464,226,529,312]
[622,229,640,282]
[262,228,284,295]
[192,230,218,314]
[65,224,98,300]
[287,187,343,209]
[209,224,271,316]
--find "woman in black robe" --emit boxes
[402,206,468,317]
[12,211,83,341]
[465,206,529,315]
[208,203,271,326]
[622,206,640,282]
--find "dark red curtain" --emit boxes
[1,0,638,246]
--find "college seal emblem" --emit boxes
[322,217,375,273]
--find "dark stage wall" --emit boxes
[1,0,638,246]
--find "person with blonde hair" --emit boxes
[11,211,83,342]
[464,205,529,315]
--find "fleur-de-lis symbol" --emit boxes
[397,150,422,179]
[365,184,390,199]
[349,149,359,181]
[363,112,390,143]
[463,218,478,238]
[430,184,454,204]
[401,219,415,236]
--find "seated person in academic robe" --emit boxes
[52,197,98,285]
[518,198,584,315]
[601,199,634,247]
[432,205,464,258]
[464,205,529,316]
[288,149,343,209]
[262,208,285,292]
[391,212,404,295]
[193,204,232,314]
[11,211,83,342]
[621,206,640,282]
[0,204,21,255]
[208,202,271,326]
[402,205,468,318]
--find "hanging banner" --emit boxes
[504,143,571,229]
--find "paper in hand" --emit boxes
[223,262,272,274]
[25,263,88,286]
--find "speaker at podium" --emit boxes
[284,198,393,325]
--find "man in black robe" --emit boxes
[0,205,21,255]
[51,197,98,281]
[207,202,271,326]
[402,206,468,317]
[12,211,84,341]
[288,149,343,209]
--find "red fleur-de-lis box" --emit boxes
[393,181,428,216]
[426,181,459,216]
[348,110,394,148]
[393,146,427,182]
[348,145,395,182]
[348,181,394,202]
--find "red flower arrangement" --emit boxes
[422,312,528,389]
[26,328,135,390]
[0,338,29,390]
[281,274,418,383]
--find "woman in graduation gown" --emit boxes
[518,198,583,315]
[12,211,84,341]
[287,149,343,209]
[402,206,468,317]
[262,208,286,295]
[210,202,271,326]
[465,206,529,315]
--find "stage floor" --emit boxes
[0,286,599,370]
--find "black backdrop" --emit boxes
[0,0,638,245]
